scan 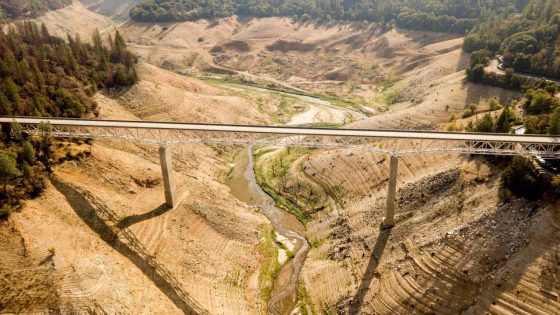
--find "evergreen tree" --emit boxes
[22,141,35,163]
[475,113,495,133]
[547,107,560,135]
[0,152,20,194]
[495,106,513,133]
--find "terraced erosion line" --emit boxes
[50,177,206,315]
[243,144,310,315]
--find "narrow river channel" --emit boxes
[226,86,366,314]
[227,143,308,314]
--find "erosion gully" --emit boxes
[227,88,365,314]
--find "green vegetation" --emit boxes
[522,88,560,134]
[463,99,518,134]
[130,0,523,34]
[0,122,50,218]
[375,86,403,108]
[0,0,71,21]
[0,23,137,217]
[254,146,327,223]
[0,23,137,118]
[466,0,560,84]
[298,286,317,315]
[500,157,542,201]
[258,224,281,312]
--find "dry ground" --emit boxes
[80,0,139,21]
[0,62,278,314]
[118,17,466,107]
[3,6,558,314]
[34,1,117,39]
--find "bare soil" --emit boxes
[5,7,558,314]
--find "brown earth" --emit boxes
[251,37,557,314]
[34,2,116,39]
[80,0,139,21]
[4,7,559,315]
[0,60,279,313]
[118,17,463,95]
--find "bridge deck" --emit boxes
[2,116,559,145]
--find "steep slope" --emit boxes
[34,2,116,39]
[243,30,546,314]
[80,0,139,21]
[119,17,462,85]
[0,0,71,20]
[1,63,275,313]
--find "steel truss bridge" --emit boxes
[3,116,560,227]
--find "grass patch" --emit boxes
[374,76,403,108]
[298,286,317,315]
[269,97,307,124]
[259,182,310,224]
[258,224,281,312]
[375,87,403,107]
[309,237,325,249]
[253,146,329,224]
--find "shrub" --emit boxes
[551,175,560,194]
[501,157,541,200]
[462,109,473,118]
[0,205,12,219]
[488,98,501,111]
[475,113,495,132]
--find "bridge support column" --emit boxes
[382,155,398,229]
[159,145,177,208]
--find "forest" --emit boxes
[465,0,560,79]
[0,22,138,216]
[0,0,71,21]
[130,0,528,33]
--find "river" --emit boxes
[228,145,309,314]
[226,85,366,314]
[224,83,369,124]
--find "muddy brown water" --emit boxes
[227,145,308,315]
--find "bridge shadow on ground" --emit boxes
[50,177,205,315]
[116,204,171,229]
[349,226,392,314]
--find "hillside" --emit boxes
[465,0,560,79]
[0,60,279,313]
[0,0,71,21]
[0,21,137,218]
[120,16,469,113]
[129,0,528,34]
[80,0,139,20]
[2,4,560,315]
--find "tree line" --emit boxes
[0,22,137,118]
[0,0,71,22]
[465,0,560,79]
[0,22,138,217]
[130,0,526,34]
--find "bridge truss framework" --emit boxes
[5,117,560,228]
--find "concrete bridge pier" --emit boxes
[382,155,399,229]
[159,145,177,208]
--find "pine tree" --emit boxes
[0,90,13,115]
[547,107,560,135]
[2,77,22,112]
[11,120,22,142]
[22,141,35,163]
[495,105,513,133]
[0,151,21,194]
[476,113,495,133]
